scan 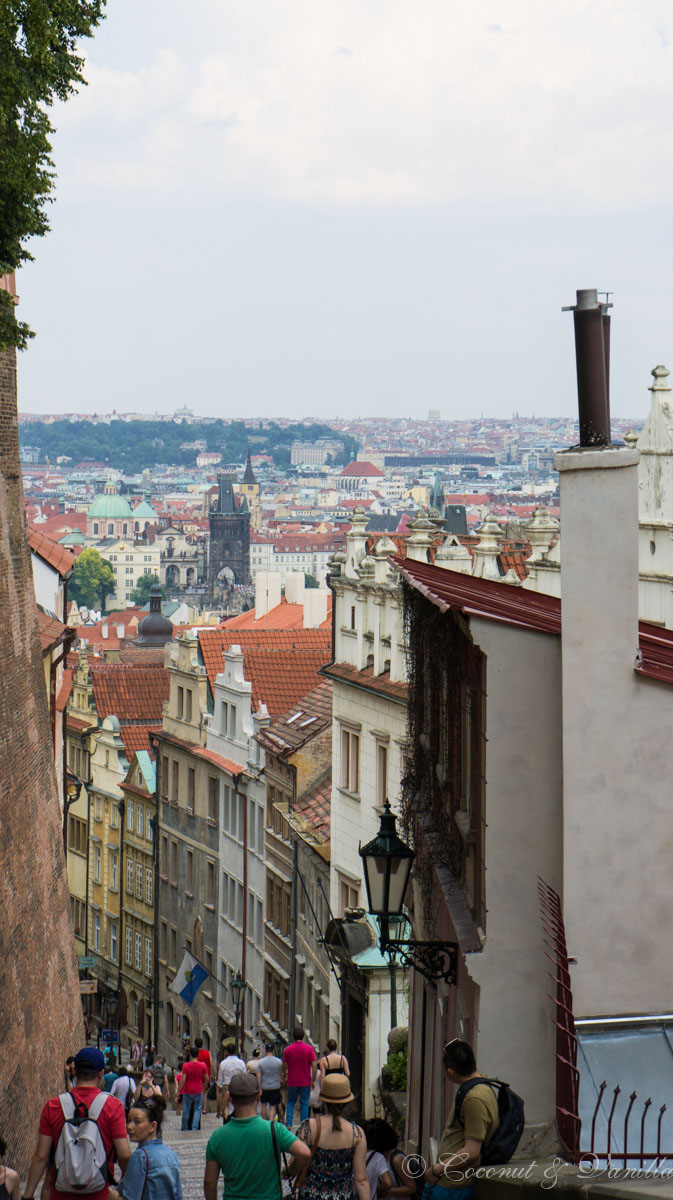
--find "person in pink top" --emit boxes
[281,1027,317,1128]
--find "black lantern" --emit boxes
[359,802,459,986]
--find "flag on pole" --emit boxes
[170,951,209,1006]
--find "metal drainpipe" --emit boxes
[150,734,161,1055]
[288,836,298,1034]
[240,776,248,1050]
[117,798,126,1033]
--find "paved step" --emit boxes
[162,1109,219,1200]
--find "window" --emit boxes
[127,799,134,831]
[110,803,118,830]
[170,839,178,883]
[145,937,152,977]
[136,804,143,835]
[340,727,359,793]
[186,849,194,894]
[376,741,388,808]
[136,863,143,898]
[125,927,133,964]
[186,690,193,722]
[237,882,244,928]
[93,523,99,535]
[208,777,218,823]
[109,920,117,963]
[171,761,179,805]
[146,809,153,841]
[160,920,168,961]
[238,793,245,843]
[170,927,177,968]
[94,913,100,951]
[70,896,86,937]
[162,756,169,798]
[229,704,237,737]
[206,861,215,907]
[110,852,118,892]
[126,858,134,893]
[145,867,153,905]
[95,795,103,821]
[256,898,263,944]
[135,931,142,970]
[187,768,195,813]
[93,845,101,883]
[338,874,359,916]
[68,816,87,855]
[177,686,184,718]
[160,835,168,877]
[223,784,232,834]
[204,950,213,998]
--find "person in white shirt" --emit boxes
[216,1041,247,1118]
[110,1066,136,1108]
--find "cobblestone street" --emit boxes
[161,1109,219,1200]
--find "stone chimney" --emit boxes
[303,588,328,628]
[471,513,504,581]
[285,571,305,605]
[254,571,281,619]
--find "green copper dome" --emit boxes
[87,484,133,520]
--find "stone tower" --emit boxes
[238,448,261,531]
[0,286,83,1170]
[208,470,251,602]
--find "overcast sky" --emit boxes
[16,0,673,420]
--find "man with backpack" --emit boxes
[23,1047,131,1200]
[423,1039,523,1198]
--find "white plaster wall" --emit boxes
[465,618,563,1128]
[557,447,673,1017]
[31,552,62,613]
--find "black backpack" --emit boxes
[454,1077,524,1165]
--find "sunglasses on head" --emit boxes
[443,1038,459,1057]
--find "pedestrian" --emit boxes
[173,1060,184,1114]
[180,1046,209,1132]
[138,1070,163,1101]
[216,1040,246,1119]
[0,1135,20,1200]
[422,1040,499,1200]
[151,1058,169,1101]
[111,1067,137,1112]
[246,1047,261,1078]
[131,1038,143,1069]
[23,1047,131,1200]
[144,1045,156,1070]
[203,1073,311,1200]
[361,1121,417,1200]
[64,1057,77,1094]
[319,1040,351,1081]
[103,1063,119,1093]
[110,1095,181,1200]
[281,1027,317,1130]
[294,1074,370,1200]
[194,1037,214,1115]
[258,1044,283,1122]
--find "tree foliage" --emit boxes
[304,573,319,588]
[69,546,114,608]
[0,0,106,350]
[130,574,165,605]
[20,418,359,473]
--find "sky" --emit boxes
[16,0,673,420]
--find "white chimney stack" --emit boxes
[303,589,328,628]
[254,571,281,619]
[285,571,305,605]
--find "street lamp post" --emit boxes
[230,972,247,1055]
[359,801,459,985]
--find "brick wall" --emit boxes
[0,347,83,1173]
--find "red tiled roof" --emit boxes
[257,681,332,756]
[222,598,331,631]
[340,461,385,477]
[118,723,161,757]
[89,663,169,720]
[395,557,562,635]
[28,525,75,577]
[118,644,168,663]
[293,773,331,845]
[56,668,74,713]
[67,713,95,732]
[323,661,408,702]
[637,623,673,686]
[33,511,88,539]
[197,628,331,717]
[37,606,71,652]
[190,746,249,776]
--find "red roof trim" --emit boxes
[394,557,562,636]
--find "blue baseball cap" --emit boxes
[74,1047,105,1073]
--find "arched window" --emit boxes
[166,1000,174,1037]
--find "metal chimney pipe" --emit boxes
[562,289,612,447]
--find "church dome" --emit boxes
[88,483,133,520]
[134,583,173,646]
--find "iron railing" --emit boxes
[586,1082,671,1168]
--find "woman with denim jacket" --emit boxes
[111,1096,182,1200]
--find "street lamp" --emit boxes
[359,801,459,985]
[230,972,247,1052]
[62,769,83,852]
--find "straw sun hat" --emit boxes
[319,1073,354,1104]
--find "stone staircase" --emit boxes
[162,1108,220,1200]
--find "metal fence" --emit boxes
[538,877,580,1163]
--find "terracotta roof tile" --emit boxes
[257,681,332,756]
[395,556,562,635]
[37,606,71,652]
[340,461,385,477]
[89,662,169,721]
[198,628,331,717]
[28,525,75,577]
[56,668,74,713]
[118,723,162,757]
[293,773,331,845]
[323,661,408,702]
[222,598,331,631]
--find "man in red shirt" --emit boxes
[281,1027,317,1129]
[194,1036,214,1114]
[180,1045,209,1131]
[24,1047,131,1200]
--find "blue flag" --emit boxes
[170,951,209,1006]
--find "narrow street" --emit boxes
[160,1110,219,1200]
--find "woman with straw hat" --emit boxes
[293,1074,370,1200]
